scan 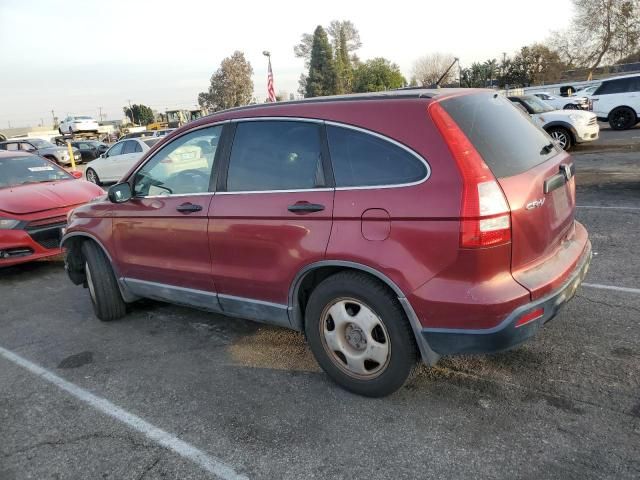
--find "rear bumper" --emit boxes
[423,240,592,355]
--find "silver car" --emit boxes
[0,138,82,165]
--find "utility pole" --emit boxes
[128,99,133,124]
[98,107,104,122]
[51,110,56,128]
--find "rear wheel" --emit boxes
[563,104,578,110]
[547,126,572,150]
[81,241,126,321]
[86,168,101,185]
[608,107,636,130]
[305,271,417,397]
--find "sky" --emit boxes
[0,0,574,128]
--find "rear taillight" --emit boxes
[428,101,511,248]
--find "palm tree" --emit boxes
[483,59,498,87]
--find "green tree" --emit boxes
[305,26,338,97]
[123,104,154,126]
[352,58,406,93]
[198,51,254,112]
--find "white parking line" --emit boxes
[582,283,640,295]
[577,205,640,211]
[0,346,248,480]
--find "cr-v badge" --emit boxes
[526,198,546,210]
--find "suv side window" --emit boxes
[106,142,124,157]
[133,125,222,196]
[326,125,428,188]
[595,78,633,95]
[226,120,324,192]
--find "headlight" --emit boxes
[0,218,20,229]
[569,114,588,125]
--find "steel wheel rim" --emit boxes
[86,169,97,183]
[85,262,96,303]
[550,130,568,149]
[319,297,391,379]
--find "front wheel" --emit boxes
[305,271,418,397]
[609,107,637,130]
[85,168,101,185]
[547,126,572,151]
[81,241,126,321]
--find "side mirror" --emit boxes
[108,182,132,203]
[70,171,83,179]
[100,153,106,158]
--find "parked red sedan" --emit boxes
[0,152,104,267]
[62,90,591,396]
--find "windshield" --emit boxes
[27,138,55,149]
[143,138,160,148]
[520,95,555,114]
[0,155,72,188]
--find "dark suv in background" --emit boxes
[62,90,591,397]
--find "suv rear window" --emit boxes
[440,93,557,178]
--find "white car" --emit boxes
[85,137,160,185]
[588,74,640,130]
[59,115,100,135]
[531,92,589,110]
[509,95,599,150]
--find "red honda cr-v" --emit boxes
[62,89,591,397]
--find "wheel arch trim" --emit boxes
[288,260,440,365]
[60,231,137,302]
[544,121,578,142]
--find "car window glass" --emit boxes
[19,143,36,151]
[78,143,90,149]
[133,125,222,196]
[227,121,324,192]
[5,143,19,151]
[122,140,137,154]
[326,125,427,187]
[106,142,124,157]
[596,78,631,95]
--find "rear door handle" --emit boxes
[288,202,325,213]
[176,203,202,213]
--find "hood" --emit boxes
[0,180,103,215]
[535,109,595,122]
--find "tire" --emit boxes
[304,271,418,397]
[547,126,573,151]
[563,104,578,110]
[81,241,126,321]
[608,107,637,130]
[85,168,101,185]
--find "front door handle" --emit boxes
[288,202,325,213]
[176,203,202,213]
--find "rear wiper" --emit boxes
[540,143,554,155]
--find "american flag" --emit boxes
[267,57,276,102]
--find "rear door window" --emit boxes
[326,125,428,187]
[122,140,137,154]
[439,93,557,178]
[226,121,324,192]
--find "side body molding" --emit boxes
[288,260,441,365]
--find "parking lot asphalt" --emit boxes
[2,133,639,480]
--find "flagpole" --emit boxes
[263,50,275,102]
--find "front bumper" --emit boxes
[0,226,65,267]
[574,123,600,144]
[423,240,592,355]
